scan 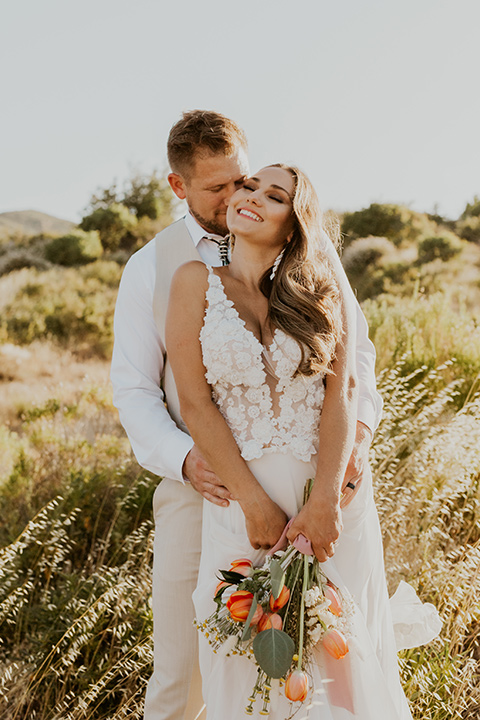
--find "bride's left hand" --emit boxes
[286,494,342,563]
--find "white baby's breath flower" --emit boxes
[316,608,337,626]
[309,625,323,645]
[304,587,321,607]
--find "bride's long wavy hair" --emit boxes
[259,164,343,377]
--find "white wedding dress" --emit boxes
[193,267,441,720]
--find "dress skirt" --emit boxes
[193,451,415,720]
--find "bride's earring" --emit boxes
[270,247,285,280]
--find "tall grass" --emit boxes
[0,361,479,718]
[372,361,480,719]
[0,386,155,719]
[363,289,480,386]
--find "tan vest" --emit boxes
[152,218,202,434]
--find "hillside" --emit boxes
[0,210,75,239]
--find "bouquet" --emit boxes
[196,481,353,715]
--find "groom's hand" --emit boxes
[340,421,372,508]
[183,445,233,507]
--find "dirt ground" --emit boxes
[0,341,112,430]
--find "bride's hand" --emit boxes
[240,491,288,551]
[287,494,342,563]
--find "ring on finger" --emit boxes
[346,481,356,491]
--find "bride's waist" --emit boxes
[236,433,319,463]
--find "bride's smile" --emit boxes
[227,166,295,250]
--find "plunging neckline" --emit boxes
[209,268,279,354]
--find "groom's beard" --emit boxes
[189,206,229,237]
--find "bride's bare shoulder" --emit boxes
[171,261,209,294]
[168,262,213,323]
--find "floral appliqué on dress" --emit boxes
[200,267,325,462]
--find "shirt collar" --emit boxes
[184,211,224,246]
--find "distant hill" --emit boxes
[0,210,75,239]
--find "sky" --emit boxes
[1,0,479,223]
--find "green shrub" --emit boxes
[80,203,137,252]
[417,233,463,264]
[0,249,51,276]
[461,195,480,219]
[80,259,127,287]
[342,203,435,246]
[341,237,415,301]
[456,215,480,243]
[45,229,103,266]
[342,236,396,275]
[1,263,122,357]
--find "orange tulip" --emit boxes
[226,590,254,622]
[230,558,253,576]
[324,585,342,616]
[285,670,309,702]
[214,580,229,597]
[258,612,283,632]
[322,629,349,659]
[249,604,264,626]
[269,585,290,612]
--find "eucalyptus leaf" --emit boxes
[270,559,285,600]
[241,595,258,641]
[252,628,295,678]
[242,626,252,642]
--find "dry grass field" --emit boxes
[0,223,479,718]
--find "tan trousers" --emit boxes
[143,478,206,720]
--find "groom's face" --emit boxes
[169,147,249,236]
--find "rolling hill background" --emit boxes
[0,210,75,239]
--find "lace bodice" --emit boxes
[200,266,325,462]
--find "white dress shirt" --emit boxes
[111,213,382,483]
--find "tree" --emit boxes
[45,229,103,265]
[80,171,177,253]
[80,204,137,252]
[123,172,174,221]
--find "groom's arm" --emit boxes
[111,241,232,507]
[110,242,194,482]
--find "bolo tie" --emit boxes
[203,235,230,266]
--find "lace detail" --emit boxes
[200,266,325,462]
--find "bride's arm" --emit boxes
[287,251,358,562]
[166,261,287,549]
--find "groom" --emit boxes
[110,110,382,720]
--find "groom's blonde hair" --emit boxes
[167,110,248,179]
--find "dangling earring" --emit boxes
[270,247,285,280]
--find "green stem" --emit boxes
[297,553,309,669]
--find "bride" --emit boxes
[166,164,438,719]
